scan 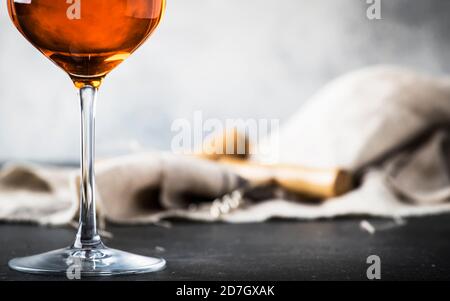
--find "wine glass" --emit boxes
[7,0,166,276]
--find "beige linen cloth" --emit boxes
[1,65,450,225]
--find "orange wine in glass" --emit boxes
[7,0,166,276]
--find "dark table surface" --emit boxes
[1,215,450,281]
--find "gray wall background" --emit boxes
[0,0,449,161]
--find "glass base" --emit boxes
[9,245,166,277]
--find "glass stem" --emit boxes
[74,85,102,249]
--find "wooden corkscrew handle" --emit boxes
[198,127,353,199]
[215,158,353,199]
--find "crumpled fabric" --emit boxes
[1,65,450,225]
